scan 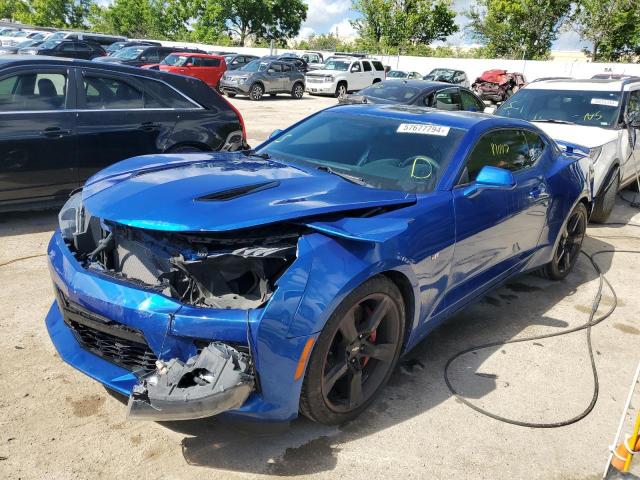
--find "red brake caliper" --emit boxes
[362,305,377,367]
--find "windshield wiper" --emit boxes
[241,150,271,160]
[533,119,575,125]
[316,165,368,186]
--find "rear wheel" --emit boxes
[291,82,304,99]
[225,91,236,98]
[168,145,205,153]
[299,276,405,425]
[249,83,264,101]
[591,168,619,223]
[539,202,587,280]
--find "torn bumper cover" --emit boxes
[126,343,254,421]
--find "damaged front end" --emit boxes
[127,342,254,421]
[62,195,300,311]
[57,193,307,420]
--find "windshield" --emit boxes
[258,111,465,193]
[18,40,39,48]
[240,59,269,72]
[360,82,422,101]
[324,60,350,71]
[114,46,145,59]
[161,54,188,66]
[107,42,124,52]
[39,39,61,49]
[47,32,65,40]
[12,32,28,38]
[497,88,622,127]
[388,71,408,78]
[426,69,454,80]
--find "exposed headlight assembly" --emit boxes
[589,146,603,164]
[324,75,334,82]
[58,192,84,241]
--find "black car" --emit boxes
[339,80,487,112]
[106,40,161,56]
[0,57,248,212]
[19,39,106,60]
[423,68,469,88]
[0,39,43,55]
[93,45,205,67]
[224,54,259,70]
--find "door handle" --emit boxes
[138,122,161,131]
[40,127,71,138]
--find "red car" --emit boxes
[143,52,227,89]
[472,69,527,103]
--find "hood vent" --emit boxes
[196,181,280,202]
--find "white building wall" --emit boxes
[159,40,640,82]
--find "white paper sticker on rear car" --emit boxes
[397,123,450,136]
[590,98,619,107]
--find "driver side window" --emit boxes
[458,129,534,185]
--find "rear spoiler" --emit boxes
[554,140,590,158]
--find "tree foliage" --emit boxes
[0,0,30,21]
[351,0,458,50]
[571,0,640,62]
[467,0,572,60]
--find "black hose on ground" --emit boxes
[444,223,640,428]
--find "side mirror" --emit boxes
[269,129,283,139]
[267,68,275,74]
[185,62,193,67]
[463,166,516,198]
[484,106,496,114]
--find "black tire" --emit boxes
[591,168,619,223]
[291,82,304,99]
[225,91,236,98]
[334,82,347,98]
[372,78,381,84]
[169,145,204,153]
[539,202,588,280]
[249,83,264,101]
[299,276,405,425]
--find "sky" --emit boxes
[300,0,590,51]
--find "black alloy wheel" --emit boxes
[300,276,404,424]
[540,202,588,280]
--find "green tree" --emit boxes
[191,0,228,43]
[222,0,307,46]
[19,0,95,28]
[352,0,457,51]
[89,0,163,38]
[467,0,572,60]
[0,0,29,21]
[572,0,640,62]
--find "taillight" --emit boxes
[220,93,246,142]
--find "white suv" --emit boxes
[496,77,640,222]
[306,57,385,97]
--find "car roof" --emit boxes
[377,79,458,89]
[327,104,528,130]
[525,77,640,91]
[171,52,223,59]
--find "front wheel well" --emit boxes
[379,270,415,352]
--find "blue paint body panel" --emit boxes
[45,105,590,421]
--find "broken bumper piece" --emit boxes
[126,342,254,421]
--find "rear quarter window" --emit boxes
[372,61,384,71]
[140,78,199,109]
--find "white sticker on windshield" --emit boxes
[397,123,450,136]
[591,98,619,107]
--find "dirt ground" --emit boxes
[1,94,639,480]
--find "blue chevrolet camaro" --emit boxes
[46,105,590,425]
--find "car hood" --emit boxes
[81,152,415,232]
[532,122,619,148]
[306,69,345,76]
[339,95,395,105]
[223,70,253,77]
